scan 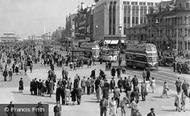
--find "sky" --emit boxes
[0,0,94,38]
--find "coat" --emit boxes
[54,105,61,116]
[110,80,115,89]
[111,68,116,77]
[19,80,24,90]
[147,112,155,116]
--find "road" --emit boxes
[0,62,190,116]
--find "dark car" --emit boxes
[176,61,190,74]
[159,56,174,67]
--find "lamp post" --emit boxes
[118,26,122,61]
[176,28,179,55]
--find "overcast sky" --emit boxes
[0,0,94,38]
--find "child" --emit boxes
[150,77,156,93]
[19,78,24,93]
[161,81,169,98]
[65,87,71,105]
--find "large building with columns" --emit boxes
[93,0,160,42]
[126,0,190,54]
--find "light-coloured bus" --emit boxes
[125,43,158,70]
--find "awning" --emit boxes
[104,40,112,44]
[121,40,125,43]
[104,40,124,44]
[110,40,119,44]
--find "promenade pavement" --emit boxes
[0,63,190,116]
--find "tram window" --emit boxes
[133,55,147,62]
[126,54,132,60]
[147,57,157,62]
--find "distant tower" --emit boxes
[43,26,46,34]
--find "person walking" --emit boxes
[130,86,140,103]
[76,87,82,105]
[65,87,71,105]
[120,97,129,116]
[100,98,108,116]
[146,69,150,81]
[81,76,86,94]
[117,77,123,93]
[113,87,120,108]
[86,78,91,95]
[181,91,187,112]
[29,61,33,73]
[174,93,181,112]
[147,108,155,116]
[71,89,76,105]
[150,77,156,93]
[109,97,117,116]
[131,75,139,91]
[129,98,139,116]
[95,78,101,102]
[56,79,62,103]
[110,78,116,92]
[90,78,95,94]
[24,61,27,75]
[175,77,182,94]
[141,81,147,101]
[3,68,8,82]
[49,80,54,97]
[111,67,116,78]
[53,101,62,116]
[182,80,189,96]
[161,81,169,98]
[116,67,121,78]
[90,69,96,79]
[123,76,132,99]
[8,69,13,81]
[30,79,35,95]
[142,69,146,81]
[102,80,110,99]
[19,78,24,93]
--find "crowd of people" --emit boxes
[1,42,190,116]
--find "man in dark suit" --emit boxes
[147,108,155,116]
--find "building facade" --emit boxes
[65,13,77,38]
[93,0,160,41]
[126,0,190,54]
[74,6,94,42]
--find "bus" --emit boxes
[100,46,119,62]
[125,43,158,70]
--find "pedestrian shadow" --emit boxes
[161,109,178,112]
[44,101,56,105]
[85,100,98,103]
[21,93,33,96]
[152,96,162,99]
[152,95,173,99]
[11,91,21,94]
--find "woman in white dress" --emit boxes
[109,97,117,116]
[150,77,156,93]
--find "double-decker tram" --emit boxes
[125,43,158,70]
[100,46,119,62]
